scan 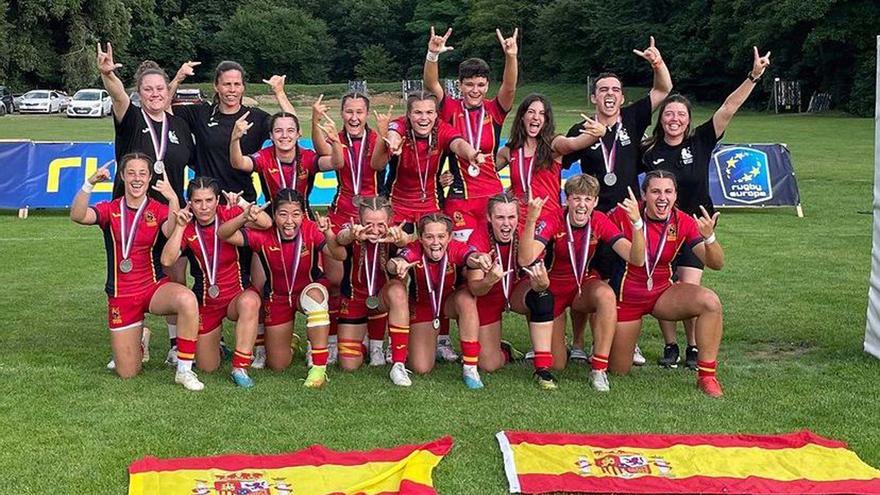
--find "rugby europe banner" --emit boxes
[496,430,880,494]
[128,436,452,495]
[707,143,802,212]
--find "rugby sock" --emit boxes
[311,345,329,366]
[591,353,609,372]
[534,351,553,370]
[389,324,410,363]
[167,324,177,347]
[367,313,388,341]
[176,337,196,372]
[461,340,480,367]
[338,338,363,360]
[697,360,717,378]
[255,324,265,349]
[232,350,252,370]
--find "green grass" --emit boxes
[1,83,879,494]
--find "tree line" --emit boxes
[0,0,876,115]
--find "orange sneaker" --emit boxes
[697,376,724,398]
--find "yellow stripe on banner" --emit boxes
[129,450,444,495]
[511,442,880,482]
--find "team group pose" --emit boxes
[80,29,771,397]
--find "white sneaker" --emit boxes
[106,358,116,370]
[524,350,535,360]
[141,327,151,363]
[436,342,459,362]
[589,370,610,392]
[251,346,266,369]
[462,365,484,389]
[165,346,178,367]
[389,362,412,387]
[633,345,646,366]
[174,369,205,391]
[569,347,588,361]
[369,342,386,366]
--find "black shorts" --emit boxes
[672,241,704,272]
[591,243,624,287]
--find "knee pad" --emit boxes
[525,289,554,323]
[299,283,330,328]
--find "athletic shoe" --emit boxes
[385,343,392,364]
[231,369,255,389]
[589,370,610,392]
[389,362,412,387]
[685,345,699,371]
[327,341,338,366]
[658,343,680,368]
[251,346,266,369]
[524,350,535,361]
[141,327,151,363]
[219,340,232,361]
[534,368,558,390]
[290,333,301,355]
[106,358,116,370]
[462,366,484,389]
[436,342,459,362]
[369,341,386,366]
[697,376,724,398]
[164,346,178,367]
[303,365,328,389]
[569,346,589,362]
[174,370,205,391]
[633,345,646,366]
[500,340,525,362]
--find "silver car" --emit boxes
[19,90,63,114]
[67,89,111,118]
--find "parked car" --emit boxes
[172,88,207,106]
[67,89,111,118]
[13,94,23,112]
[0,86,14,114]
[18,90,63,113]
[56,91,72,111]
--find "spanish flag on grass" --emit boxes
[496,430,880,494]
[129,436,452,495]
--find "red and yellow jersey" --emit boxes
[441,97,507,200]
[341,240,393,299]
[397,240,474,304]
[330,130,383,218]
[91,197,169,297]
[386,117,462,212]
[468,222,522,298]
[179,206,249,304]
[251,144,319,202]
[242,220,326,301]
[508,149,564,215]
[535,209,623,282]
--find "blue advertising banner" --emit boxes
[708,143,801,208]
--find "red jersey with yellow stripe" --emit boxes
[330,129,382,218]
[535,209,623,282]
[251,144,318,202]
[441,97,507,200]
[179,205,249,304]
[92,197,168,297]
[341,240,393,299]
[507,150,564,215]
[242,220,326,301]
[398,240,474,304]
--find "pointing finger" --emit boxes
[236,111,251,122]
[633,49,646,58]
[649,35,656,47]
[753,46,759,60]
[443,28,452,41]
[627,186,637,201]
[513,28,518,39]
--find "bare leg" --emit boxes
[109,325,145,378]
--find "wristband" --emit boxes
[81,181,95,193]
[631,218,644,230]
[703,233,717,245]
[747,72,761,83]
[426,51,440,63]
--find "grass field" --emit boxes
[0,83,878,494]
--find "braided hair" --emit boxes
[186,176,220,201]
[405,91,440,154]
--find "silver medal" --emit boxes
[208,284,220,299]
[467,164,480,177]
[119,258,133,273]
[432,318,441,330]
[603,172,617,186]
[153,160,165,175]
[647,277,654,291]
[366,295,380,310]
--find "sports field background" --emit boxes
[0,83,878,494]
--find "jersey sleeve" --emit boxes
[486,97,509,123]
[562,121,586,169]
[171,103,200,129]
[593,210,624,245]
[439,96,460,121]
[397,242,422,263]
[179,224,194,251]
[437,120,464,151]
[91,201,113,229]
[678,212,704,248]
[533,213,559,245]
[152,202,169,225]
[241,227,268,251]
[626,96,653,136]
[218,205,244,223]
[388,116,407,136]
[448,240,476,265]
[467,226,490,252]
[250,147,269,173]
[301,148,319,175]
[607,206,633,236]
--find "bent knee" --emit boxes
[700,290,722,314]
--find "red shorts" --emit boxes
[198,286,260,334]
[107,279,169,331]
[444,197,490,241]
[328,206,357,234]
[616,278,671,322]
[262,279,332,327]
[550,276,602,318]
[410,289,453,325]
[477,285,509,326]
[392,204,440,229]
[339,291,383,323]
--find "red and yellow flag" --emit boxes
[496,430,880,494]
[129,436,452,495]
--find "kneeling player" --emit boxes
[608,170,725,397]
[219,189,346,389]
[161,178,272,388]
[70,153,204,390]
[519,174,645,391]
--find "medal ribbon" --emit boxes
[141,109,168,162]
[119,198,147,262]
[422,252,448,323]
[462,102,485,152]
[363,241,380,297]
[643,211,671,287]
[517,148,533,197]
[276,150,298,192]
[598,116,621,176]
[494,238,514,302]
[276,229,304,304]
[565,213,592,291]
[410,130,432,199]
[194,216,220,289]
[346,131,367,196]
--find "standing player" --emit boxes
[70,153,205,391]
[372,92,486,229]
[218,190,345,388]
[386,213,495,388]
[160,178,272,388]
[518,175,645,391]
[642,47,770,369]
[608,170,726,397]
[422,26,519,241]
[562,37,673,364]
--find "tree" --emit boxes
[355,45,402,81]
